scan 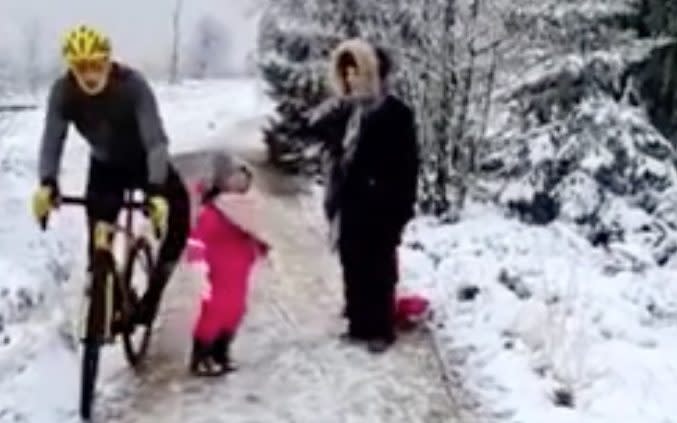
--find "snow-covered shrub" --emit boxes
[482,94,677,263]
[400,210,677,422]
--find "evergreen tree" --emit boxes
[258,0,326,174]
[257,0,357,175]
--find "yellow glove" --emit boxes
[148,196,169,239]
[31,185,55,225]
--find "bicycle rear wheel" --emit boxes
[120,238,154,367]
[80,251,116,421]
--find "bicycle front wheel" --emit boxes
[80,251,116,420]
[121,238,154,367]
[80,342,100,421]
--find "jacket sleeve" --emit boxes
[131,72,170,190]
[305,97,351,149]
[186,207,221,263]
[38,78,69,184]
[186,211,208,263]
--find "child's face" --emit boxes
[226,169,251,193]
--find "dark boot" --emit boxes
[367,335,395,354]
[339,331,368,345]
[190,339,209,374]
[211,333,236,372]
[190,338,228,377]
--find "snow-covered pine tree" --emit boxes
[258,0,326,174]
[257,0,362,175]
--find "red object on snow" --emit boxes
[394,294,430,330]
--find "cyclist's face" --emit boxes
[71,59,112,95]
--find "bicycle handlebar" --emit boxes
[40,195,148,231]
[59,196,147,209]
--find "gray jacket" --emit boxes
[38,63,170,189]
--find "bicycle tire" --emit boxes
[80,342,100,421]
[121,238,154,367]
[80,251,116,420]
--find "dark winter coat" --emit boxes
[339,94,419,247]
[308,39,419,249]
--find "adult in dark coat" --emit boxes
[307,38,420,353]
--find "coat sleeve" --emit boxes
[38,78,70,185]
[305,97,351,150]
[186,207,220,263]
[131,71,170,190]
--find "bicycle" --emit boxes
[42,190,157,421]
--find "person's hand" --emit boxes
[31,182,59,228]
[147,195,169,239]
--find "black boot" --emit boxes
[211,333,236,372]
[366,327,396,354]
[366,336,395,354]
[190,338,228,377]
[190,339,208,374]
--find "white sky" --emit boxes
[0,0,260,78]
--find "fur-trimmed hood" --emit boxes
[328,38,381,98]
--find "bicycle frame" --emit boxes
[59,192,147,255]
[58,192,148,342]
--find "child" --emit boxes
[185,153,270,376]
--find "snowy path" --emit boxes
[90,129,459,422]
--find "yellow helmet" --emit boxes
[61,25,111,65]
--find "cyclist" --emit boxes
[31,24,190,327]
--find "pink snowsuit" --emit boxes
[187,199,267,343]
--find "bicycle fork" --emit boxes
[78,274,115,342]
[78,222,117,344]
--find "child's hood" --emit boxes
[211,189,270,245]
[202,152,248,193]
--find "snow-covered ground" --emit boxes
[0,78,270,422]
[0,78,455,423]
[400,202,677,423]
[5,74,676,423]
